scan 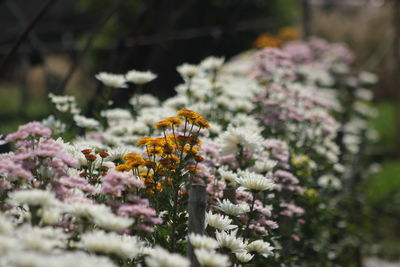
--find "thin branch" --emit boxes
[0,18,276,55]
[56,0,127,94]
[0,0,56,73]
[6,0,47,55]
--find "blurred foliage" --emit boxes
[75,0,299,77]
[364,160,400,260]
[76,0,299,44]
[369,102,396,154]
[367,161,400,206]
[0,86,49,134]
[363,101,400,261]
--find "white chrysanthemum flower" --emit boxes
[200,56,225,72]
[0,134,6,145]
[101,133,122,147]
[217,126,263,155]
[246,240,274,258]
[215,229,246,253]
[252,159,278,173]
[164,95,189,109]
[3,206,31,224]
[358,71,378,85]
[194,248,230,267]
[354,88,373,101]
[0,235,22,254]
[217,168,238,187]
[230,99,254,112]
[101,160,116,169]
[107,146,134,162]
[0,215,13,234]
[333,163,345,173]
[17,225,68,252]
[209,122,222,135]
[216,199,250,216]
[73,115,100,129]
[229,113,262,132]
[188,233,218,250]
[39,207,62,225]
[67,202,133,231]
[235,252,254,263]
[139,246,154,256]
[177,63,200,79]
[48,93,75,104]
[0,251,48,267]
[42,115,66,135]
[136,107,175,126]
[130,94,160,107]
[46,252,116,267]
[93,213,134,231]
[48,93,80,114]
[126,70,157,84]
[236,171,275,192]
[79,231,141,259]
[95,72,127,88]
[317,174,342,190]
[145,246,190,267]
[206,211,237,231]
[101,108,132,121]
[8,189,59,207]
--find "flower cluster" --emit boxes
[0,36,377,266]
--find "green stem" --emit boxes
[244,192,257,240]
[186,78,193,105]
[169,184,180,251]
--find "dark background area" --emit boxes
[0,0,297,100]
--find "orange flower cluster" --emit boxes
[115,109,208,194]
[253,27,299,49]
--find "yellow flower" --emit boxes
[148,146,163,156]
[184,145,199,155]
[136,137,152,146]
[156,182,164,191]
[139,172,153,179]
[165,117,182,127]
[126,159,145,168]
[194,117,210,129]
[188,136,201,146]
[253,33,282,48]
[154,120,171,129]
[278,27,299,42]
[154,117,182,129]
[148,138,164,146]
[160,155,180,168]
[163,177,173,185]
[177,109,200,122]
[305,189,318,198]
[123,153,144,162]
[185,166,199,173]
[115,164,131,172]
[144,160,157,169]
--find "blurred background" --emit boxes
[0,0,399,263]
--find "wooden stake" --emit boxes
[223,187,237,204]
[187,184,206,267]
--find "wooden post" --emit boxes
[393,0,400,150]
[187,184,206,267]
[302,0,312,39]
[223,187,236,204]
